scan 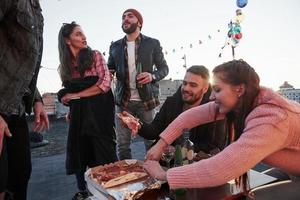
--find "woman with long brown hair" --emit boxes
[57,22,117,200]
[144,59,300,199]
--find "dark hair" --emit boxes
[76,47,94,77]
[186,65,210,82]
[212,59,260,193]
[57,21,94,82]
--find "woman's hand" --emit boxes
[61,93,80,105]
[117,111,140,137]
[143,160,167,181]
[145,139,167,161]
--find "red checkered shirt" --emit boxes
[71,50,111,92]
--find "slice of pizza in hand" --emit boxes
[116,112,132,124]
[103,172,148,188]
[117,112,140,135]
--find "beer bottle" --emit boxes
[181,129,194,164]
[173,144,187,197]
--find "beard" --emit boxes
[182,90,205,105]
[122,22,138,34]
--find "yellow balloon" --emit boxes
[236,14,244,24]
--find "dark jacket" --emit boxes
[139,87,227,153]
[107,34,168,110]
[0,0,43,116]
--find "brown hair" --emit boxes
[57,21,94,83]
[212,59,260,193]
[186,65,210,82]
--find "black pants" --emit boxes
[0,114,31,199]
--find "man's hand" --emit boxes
[136,72,153,85]
[0,115,12,156]
[33,102,49,132]
[117,111,140,137]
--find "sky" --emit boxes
[38,0,300,93]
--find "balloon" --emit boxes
[232,38,240,46]
[233,25,241,33]
[236,0,248,8]
[236,9,243,15]
[235,14,244,24]
[235,32,243,39]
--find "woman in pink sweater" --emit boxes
[144,60,300,198]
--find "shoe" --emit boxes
[4,190,13,200]
[72,191,89,200]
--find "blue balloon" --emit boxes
[237,0,248,8]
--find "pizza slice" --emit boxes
[90,160,149,188]
[116,112,136,124]
[117,112,140,135]
[103,172,148,188]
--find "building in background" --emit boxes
[278,81,300,103]
[159,79,182,102]
[42,93,69,118]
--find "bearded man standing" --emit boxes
[107,8,169,160]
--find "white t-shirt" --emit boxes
[127,41,141,101]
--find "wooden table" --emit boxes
[138,170,277,200]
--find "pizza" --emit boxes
[117,112,140,134]
[116,112,132,124]
[90,160,148,188]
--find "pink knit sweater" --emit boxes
[160,87,300,189]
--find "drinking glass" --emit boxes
[161,145,175,168]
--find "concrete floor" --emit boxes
[26,117,270,200]
[27,118,146,200]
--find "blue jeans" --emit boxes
[115,101,155,160]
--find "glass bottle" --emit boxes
[136,62,143,88]
[173,144,187,198]
[174,144,183,167]
[181,129,194,165]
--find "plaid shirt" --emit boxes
[71,50,111,93]
[121,35,160,111]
